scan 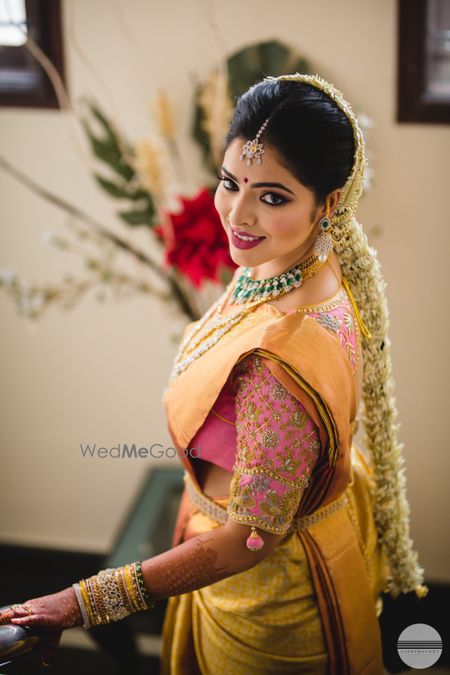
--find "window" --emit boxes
[0,0,27,46]
[0,0,65,108]
[397,0,450,124]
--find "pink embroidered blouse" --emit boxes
[189,285,360,535]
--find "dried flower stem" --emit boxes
[0,154,196,320]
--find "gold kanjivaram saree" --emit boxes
[160,291,389,675]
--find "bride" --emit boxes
[0,73,427,674]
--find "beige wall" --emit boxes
[1,0,449,582]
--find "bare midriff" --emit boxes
[194,458,233,499]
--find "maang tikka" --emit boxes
[240,117,270,165]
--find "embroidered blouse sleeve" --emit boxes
[227,353,321,536]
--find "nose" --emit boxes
[226,198,256,231]
[226,216,255,231]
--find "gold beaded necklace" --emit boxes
[166,251,329,387]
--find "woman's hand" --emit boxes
[0,587,83,666]
[0,587,82,629]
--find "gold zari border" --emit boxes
[184,471,346,534]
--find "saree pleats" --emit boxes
[161,593,201,675]
[161,499,328,675]
[160,445,387,675]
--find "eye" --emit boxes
[261,192,288,207]
[217,176,238,191]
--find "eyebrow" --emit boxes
[221,166,296,196]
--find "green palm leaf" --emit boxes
[192,39,312,173]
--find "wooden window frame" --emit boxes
[0,0,65,109]
[397,0,450,124]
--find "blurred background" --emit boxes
[0,0,449,673]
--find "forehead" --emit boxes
[224,137,297,183]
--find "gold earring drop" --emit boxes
[313,201,334,262]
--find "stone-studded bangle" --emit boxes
[76,561,155,627]
[89,574,111,624]
[85,577,104,625]
[98,568,131,622]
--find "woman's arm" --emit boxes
[0,517,285,668]
[140,517,285,601]
[0,521,284,631]
[0,351,320,633]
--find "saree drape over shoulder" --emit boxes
[160,284,389,675]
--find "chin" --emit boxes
[228,248,248,266]
[229,243,261,259]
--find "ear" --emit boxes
[316,189,342,222]
[328,189,342,218]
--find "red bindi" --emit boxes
[244,177,248,183]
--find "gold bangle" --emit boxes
[89,577,110,625]
[130,563,147,610]
[124,564,142,611]
[116,566,135,614]
[133,561,154,609]
[76,561,155,626]
[79,579,97,627]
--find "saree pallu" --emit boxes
[160,444,388,675]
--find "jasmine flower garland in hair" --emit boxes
[270,73,428,599]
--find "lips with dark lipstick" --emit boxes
[229,225,266,249]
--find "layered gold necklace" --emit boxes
[166,251,328,387]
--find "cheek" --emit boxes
[267,204,312,240]
[267,213,301,239]
[214,188,226,220]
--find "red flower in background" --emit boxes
[155,187,237,288]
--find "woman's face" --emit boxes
[214,136,324,280]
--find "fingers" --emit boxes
[2,602,64,670]
[11,614,48,627]
[0,603,33,624]
[41,628,62,667]
[0,590,81,630]
[7,601,55,628]
[9,605,33,616]
[0,608,15,624]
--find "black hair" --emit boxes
[224,79,355,206]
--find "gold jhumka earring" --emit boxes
[313,196,334,262]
